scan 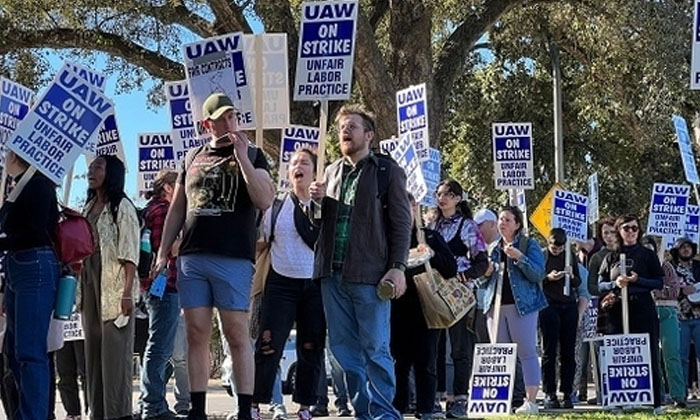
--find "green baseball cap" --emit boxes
[202,93,236,121]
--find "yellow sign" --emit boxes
[530,183,565,238]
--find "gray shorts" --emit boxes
[177,254,253,311]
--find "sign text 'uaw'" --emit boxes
[138,132,176,198]
[278,125,320,191]
[551,189,588,242]
[467,343,517,418]
[396,83,429,161]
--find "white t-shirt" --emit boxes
[263,195,315,279]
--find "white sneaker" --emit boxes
[514,400,539,415]
[653,407,666,416]
[272,405,288,420]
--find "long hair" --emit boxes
[86,155,129,224]
[614,214,641,246]
[436,179,473,220]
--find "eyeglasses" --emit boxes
[621,225,639,233]
[339,123,364,133]
[435,191,457,199]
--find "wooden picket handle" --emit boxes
[620,253,629,334]
[314,100,328,218]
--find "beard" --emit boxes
[680,255,694,262]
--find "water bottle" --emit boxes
[140,228,152,253]
[54,271,78,320]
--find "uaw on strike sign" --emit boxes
[600,334,654,407]
[492,123,534,190]
[646,183,690,237]
[8,64,113,184]
[467,344,517,417]
[294,0,358,101]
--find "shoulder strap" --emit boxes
[247,144,259,165]
[376,155,392,203]
[268,194,285,244]
[7,166,37,203]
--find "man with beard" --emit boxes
[309,104,411,420]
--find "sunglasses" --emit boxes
[621,225,639,233]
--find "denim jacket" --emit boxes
[478,233,547,316]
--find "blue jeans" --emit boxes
[140,292,180,418]
[321,273,400,420]
[680,318,700,388]
[4,247,59,420]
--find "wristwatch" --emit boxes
[390,262,407,272]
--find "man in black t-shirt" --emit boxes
[154,93,275,420]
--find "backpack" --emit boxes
[375,153,393,206]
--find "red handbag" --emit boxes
[55,206,96,265]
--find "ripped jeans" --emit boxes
[253,269,326,406]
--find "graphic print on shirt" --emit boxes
[186,153,239,215]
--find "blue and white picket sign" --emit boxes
[516,189,527,216]
[138,132,176,198]
[165,81,206,164]
[243,34,290,129]
[183,32,256,134]
[600,334,654,408]
[278,125,320,190]
[662,204,700,249]
[646,183,690,237]
[7,65,113,184]
[0,78,33,166]
[551,189,588,242]
[421,148,441,208]
[691,1,700,89]
[379,138,397,155]
[467,343,517,418]
[588,172,599,224]
[582,298,602,343]
[396,83,429,162]
[293,0,358,101]
[390,134,428,203]
[673,115,699,184]
[492,122,534,190]
[93,114,126,162]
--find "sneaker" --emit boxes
[336,405,352,417]
[561,396,573,409]
[297,410,312,420]
[653,406,666,415]
[446,399,467,418]
[514,400,539,415]
[673,399,688,409]
[432,399,443,414]
[309,406,328,417]
[544,394,560,409]
[272,405,288,420]
[251,407,262,420]
[587,397,598,405]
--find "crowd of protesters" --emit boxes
[2,94,700,420]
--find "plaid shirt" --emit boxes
[332,155,369,269]
[143,197,177,292]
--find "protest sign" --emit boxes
[63,312,84,342]
[600,334,654,407]
[379,138,397,155]
[7,64,113,184]
[396,83,429,161]
[467,343,517,418]
[646,183,690,237]
[64,61,110,157]
[421,148,441,207]
[138,132,176,198]
[582,298,602,342]
[691,1,700,89]
[673,115,699,184]
[551,189,588,242]
[588,172,599,224]
[0,78,33,166]
[165,81,206,164]
[91,114,126,161]
[492,123,534,190]
[293,0,358,101]
[390,134,428,203]
[243,34,290,129]
[183,32,256,135]
[662,204,700,249]
[278,125,320,190]
[516,189,527,216]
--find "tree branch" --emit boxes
[137,1,216,38]
[208,0,251,34]
[0,26,184,81]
